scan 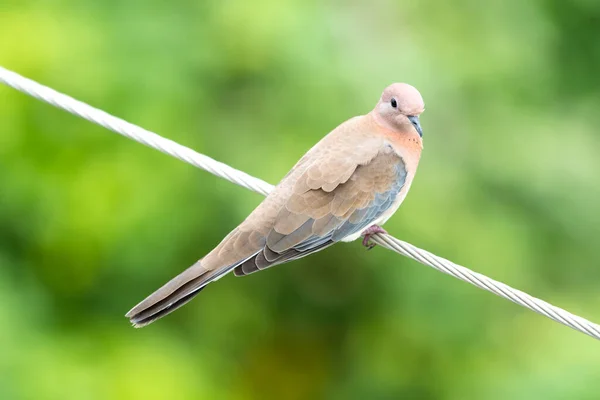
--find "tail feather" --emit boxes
[126,261,228,328]
[128,285,207,328]
[126,252,259,328]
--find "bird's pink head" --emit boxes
[373,83,424,138]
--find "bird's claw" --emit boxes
[361,225,388,249]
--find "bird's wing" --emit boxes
[234,137,408,276]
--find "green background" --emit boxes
[1,0,600,399]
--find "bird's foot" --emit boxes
[361,225,388,250]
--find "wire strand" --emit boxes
[1,65,599,340]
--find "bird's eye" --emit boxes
[390,98,397,109]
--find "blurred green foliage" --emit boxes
[1,0,600,399]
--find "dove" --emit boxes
[126,83,425,327]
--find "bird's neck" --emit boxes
[364,112,423,174]
[368,112,422,147]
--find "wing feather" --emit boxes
[236,148,407,276]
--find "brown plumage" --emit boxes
[126,83,425,327]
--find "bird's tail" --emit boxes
[125,259,238,328]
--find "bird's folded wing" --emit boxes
[234,137,408,276]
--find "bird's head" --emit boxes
[374,83,424,138]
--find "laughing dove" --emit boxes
[127,83,425,327]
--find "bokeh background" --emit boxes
[2,0,600,399]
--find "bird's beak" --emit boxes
[408,115,422,137]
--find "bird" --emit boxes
[126,83,425,327]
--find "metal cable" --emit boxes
[1,65,599,340]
